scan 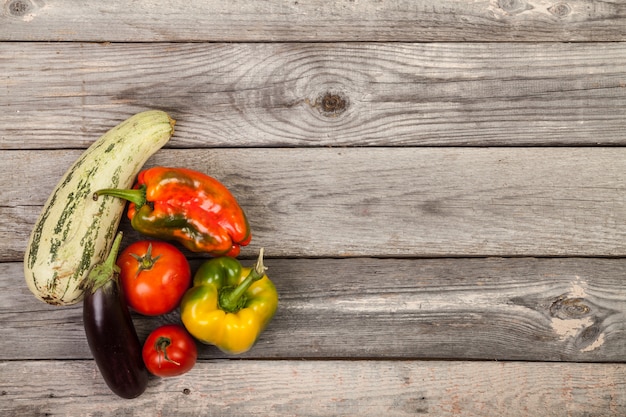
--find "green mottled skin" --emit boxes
[25,110,174,306]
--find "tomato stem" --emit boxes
[129,243,161,278]
[155,336,180,367]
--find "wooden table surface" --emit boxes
[2,1,626,415]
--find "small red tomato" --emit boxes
[143,324,197,377]
[117,240,191,316]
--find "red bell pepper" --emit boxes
[96,167,251,257]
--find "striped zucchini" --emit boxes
[24,110,175,305]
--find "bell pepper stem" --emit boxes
[93,185,148,207]
[87,231,123,293]
[219,248,267,313]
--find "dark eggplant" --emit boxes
[83,232,149,399]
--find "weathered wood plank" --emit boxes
[3,0,624,415]
[2,0,626,42]
[4,148,626,259]
[3,257,624,361]
[2,42,626,149]
[1,360,624,416]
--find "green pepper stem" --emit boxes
[219,248,267,313]
[87,231,123,293]
[93,185,147,207]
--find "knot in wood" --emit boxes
[549,296,590,320]
[497,0,532,14]
[578,323,600,344]
[548,2,571,18]
[318,92,347,117]
[6,0,32,16]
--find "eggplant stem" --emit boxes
[86,232,123,293]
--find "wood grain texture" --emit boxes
[1,0,626,42]
[2,257,624,361]
[4,147,626,260]
[3,0,625,415]
[2,42,626,149]
[1,360,624,416]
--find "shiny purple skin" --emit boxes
[83,277,149,399]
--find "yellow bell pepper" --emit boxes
[180,249,278,354]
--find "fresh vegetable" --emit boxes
[94,166,251,257]
[24,110,175,306]
[117,240,191,316]
[180,249,278,354]
[83,232,149,399]
[142,324,197,377]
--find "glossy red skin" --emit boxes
[142,324,198,377]
[117,240,191,316]
[128,167,251,257]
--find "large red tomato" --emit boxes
[143,324,197,377]
[117,240,191,315]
